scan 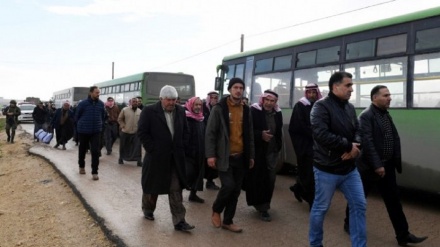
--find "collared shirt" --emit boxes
[164,109,175,139]
[376,109,394,161]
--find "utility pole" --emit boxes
[112,62,114,79]
[240,34,244,52]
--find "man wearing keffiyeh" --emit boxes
[184,97,206,203]
[244,89,283,222]
[202,91,221,190]
[288,83,322,209]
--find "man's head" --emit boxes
[186,96,203,114]
[261,90,278,111]
[305,83,322,103]
[130,97,138,109]
[371,85,391,110]
[329,72,353,101]
[38,101,44,108]
[136,96,143,107]
[227,78,245,101]
[89,86,100,100]
[106,97,115,107]
[160,85,178,112]
[9,100,17,107]
[206,91,219,106]
[62,100,70,110]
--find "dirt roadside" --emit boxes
[0,125,117,247]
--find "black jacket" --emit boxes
[289,101,314,157]
[32,106,48,124]
[138,101,190,194]
[357,104,402,174]
[310,93,361,175]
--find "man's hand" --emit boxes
[262,130,273,142]
[249,159,254,169]
[375,167,385,178]
[207,157,217,169]
[341,143,361,160]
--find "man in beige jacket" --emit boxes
[118,97,142,166]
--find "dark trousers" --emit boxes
[296,153,315,205]
[78,132,101,174]
[345,163,409,240]
[205,165,219,181]
[104,122,118,152]
[55,125,69,145]
[142,167,186,225]
[212,156,245,225]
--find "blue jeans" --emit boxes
[309,167,366,247]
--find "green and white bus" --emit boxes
[95,72,196,106]
[216,7,440,194]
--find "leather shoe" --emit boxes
[144,212,154,221]
[211,212,221,228]
[344,222,350,234]
[260,211,271,222]
[398,233,428,246]
[174,221,195,231]
[79,168,86,174]
[206,181,220,190]
[290,184,303,203]
[118,158,124,165]
[222,224,243,233]
[189,194,205,203]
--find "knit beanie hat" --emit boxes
[227,78,245,90]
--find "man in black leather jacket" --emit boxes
[309,71,366,247]
[344,85,427,246]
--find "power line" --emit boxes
[152,0,396,69]
[247,0,396,38]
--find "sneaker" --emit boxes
[260,211,271,222]
[79,168,86,174]
[206,181,220,190]
[144,212,155,221]
[174,221,195,231]
[92,174,99,180]
[189,194,205,203]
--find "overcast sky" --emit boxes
[1,0,439,102]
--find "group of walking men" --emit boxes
[5,71,428,246]
[137,72,428,247]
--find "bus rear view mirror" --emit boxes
[215,77,222,90]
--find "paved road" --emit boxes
[21,123,439,247]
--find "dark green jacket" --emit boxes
[205,96,255,172]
